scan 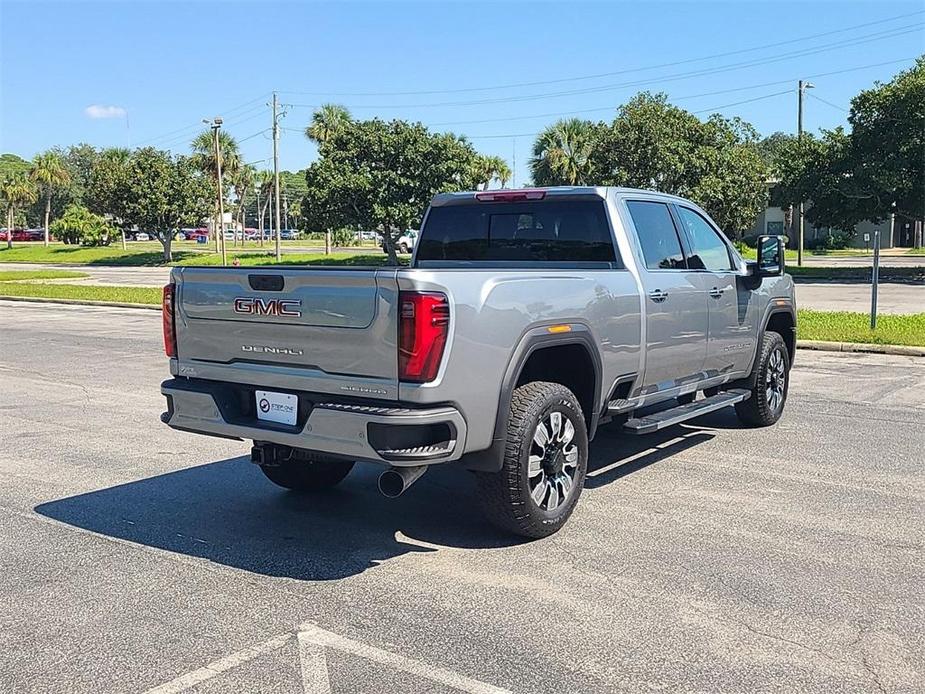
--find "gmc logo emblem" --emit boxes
[233,297,302,317]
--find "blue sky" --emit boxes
[1,1,923,185]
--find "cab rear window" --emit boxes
[415,200,619,265]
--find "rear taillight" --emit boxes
[162,283,177,358]
[398,292,449,383]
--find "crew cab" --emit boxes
[161,187,795,538]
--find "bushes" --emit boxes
[49,204,116,246]
[807,229,853,251]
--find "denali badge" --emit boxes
[233,297,302,317]
[242,345,304,356]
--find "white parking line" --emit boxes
[297,622,512,694]
[143,633,293,694]
[297,631,332,694]
[142,623,512,694]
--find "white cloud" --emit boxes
[85,104,127,119]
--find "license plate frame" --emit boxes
[254,390,298,426]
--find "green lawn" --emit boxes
[0,243,399,267]
[0,282,161,305]
[173,251,400,267]
[798,310,925,347]
[906,247,925,256]
[0,269,89,281]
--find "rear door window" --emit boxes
[625,201,686,270]
[415,200,619,265]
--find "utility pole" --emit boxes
[512,138,516,188]
[272,91,282,262]
[205,117,227,265]
[797,80,814,267]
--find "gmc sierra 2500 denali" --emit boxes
[161,187,795,538]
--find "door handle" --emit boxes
[709,286,725,299]
[648,289,669,303]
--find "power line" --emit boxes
[283,26,921,111]
[134,93,270,146]
[277,10,924,97]
[284,57,914,131]
[807,92,849,112]
[465,89,795,140]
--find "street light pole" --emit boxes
[797,80,814,267]
[205,117,227,266]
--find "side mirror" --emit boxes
[757,234,785,277]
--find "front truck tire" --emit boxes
[476,381,589,539]
[259,448,355,492]
[735,331,790,427]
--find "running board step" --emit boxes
[623,389,750,435]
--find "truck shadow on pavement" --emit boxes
[34,412,734,581]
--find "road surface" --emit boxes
[0,301,922,693]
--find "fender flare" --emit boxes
[459,324,602,472]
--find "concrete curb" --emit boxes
[0,295,160,311]
[796,339,925,357]
[2,295,923,357]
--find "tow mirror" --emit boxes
[757,235,785,277]
[741,235,785,290]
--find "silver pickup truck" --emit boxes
[161,187,795,538]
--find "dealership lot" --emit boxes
[0,301,922,693]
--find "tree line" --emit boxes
[2,57,920,262]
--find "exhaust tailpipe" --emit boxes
[378,465,427,498]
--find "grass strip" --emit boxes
[0,244,400,267]
[0,282,161,305]
[797,310,925,347]
[0,269,89,281]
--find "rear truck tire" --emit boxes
[259,449,355,492]
[735,331,790,427]
[475,381,589,539]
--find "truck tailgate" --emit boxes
[172,266,400,399]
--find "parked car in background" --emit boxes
[25,229,45,241]
[280,229,300,240]
[383,229,418,254]
[134,232,151,242]
[184,229,210,242]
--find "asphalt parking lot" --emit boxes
[0,301,922,693]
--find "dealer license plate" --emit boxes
[255,390,298,426]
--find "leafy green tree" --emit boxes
[49,203,115,246]
[302,117,481,263]
[231,164,255,245]
[191,130,240,243]
[474,155,512,190]
[1,174,38,248]
[530,118,598,186]
[585,93,768,237]
[304,104,352,145]
[30,150,72,246]
[776,59,924,231]
[0,153,31,179]
[118,148,211,261]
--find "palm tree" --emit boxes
[1,174,38,249]
[231,165,255,246]
[30,151,71,246]
[475,155,512,190]
[529,118,596,186]
[255,170,274,246]
[191,130,241,247]
[304,104,352,146]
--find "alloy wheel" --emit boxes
[528,410,580,512]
